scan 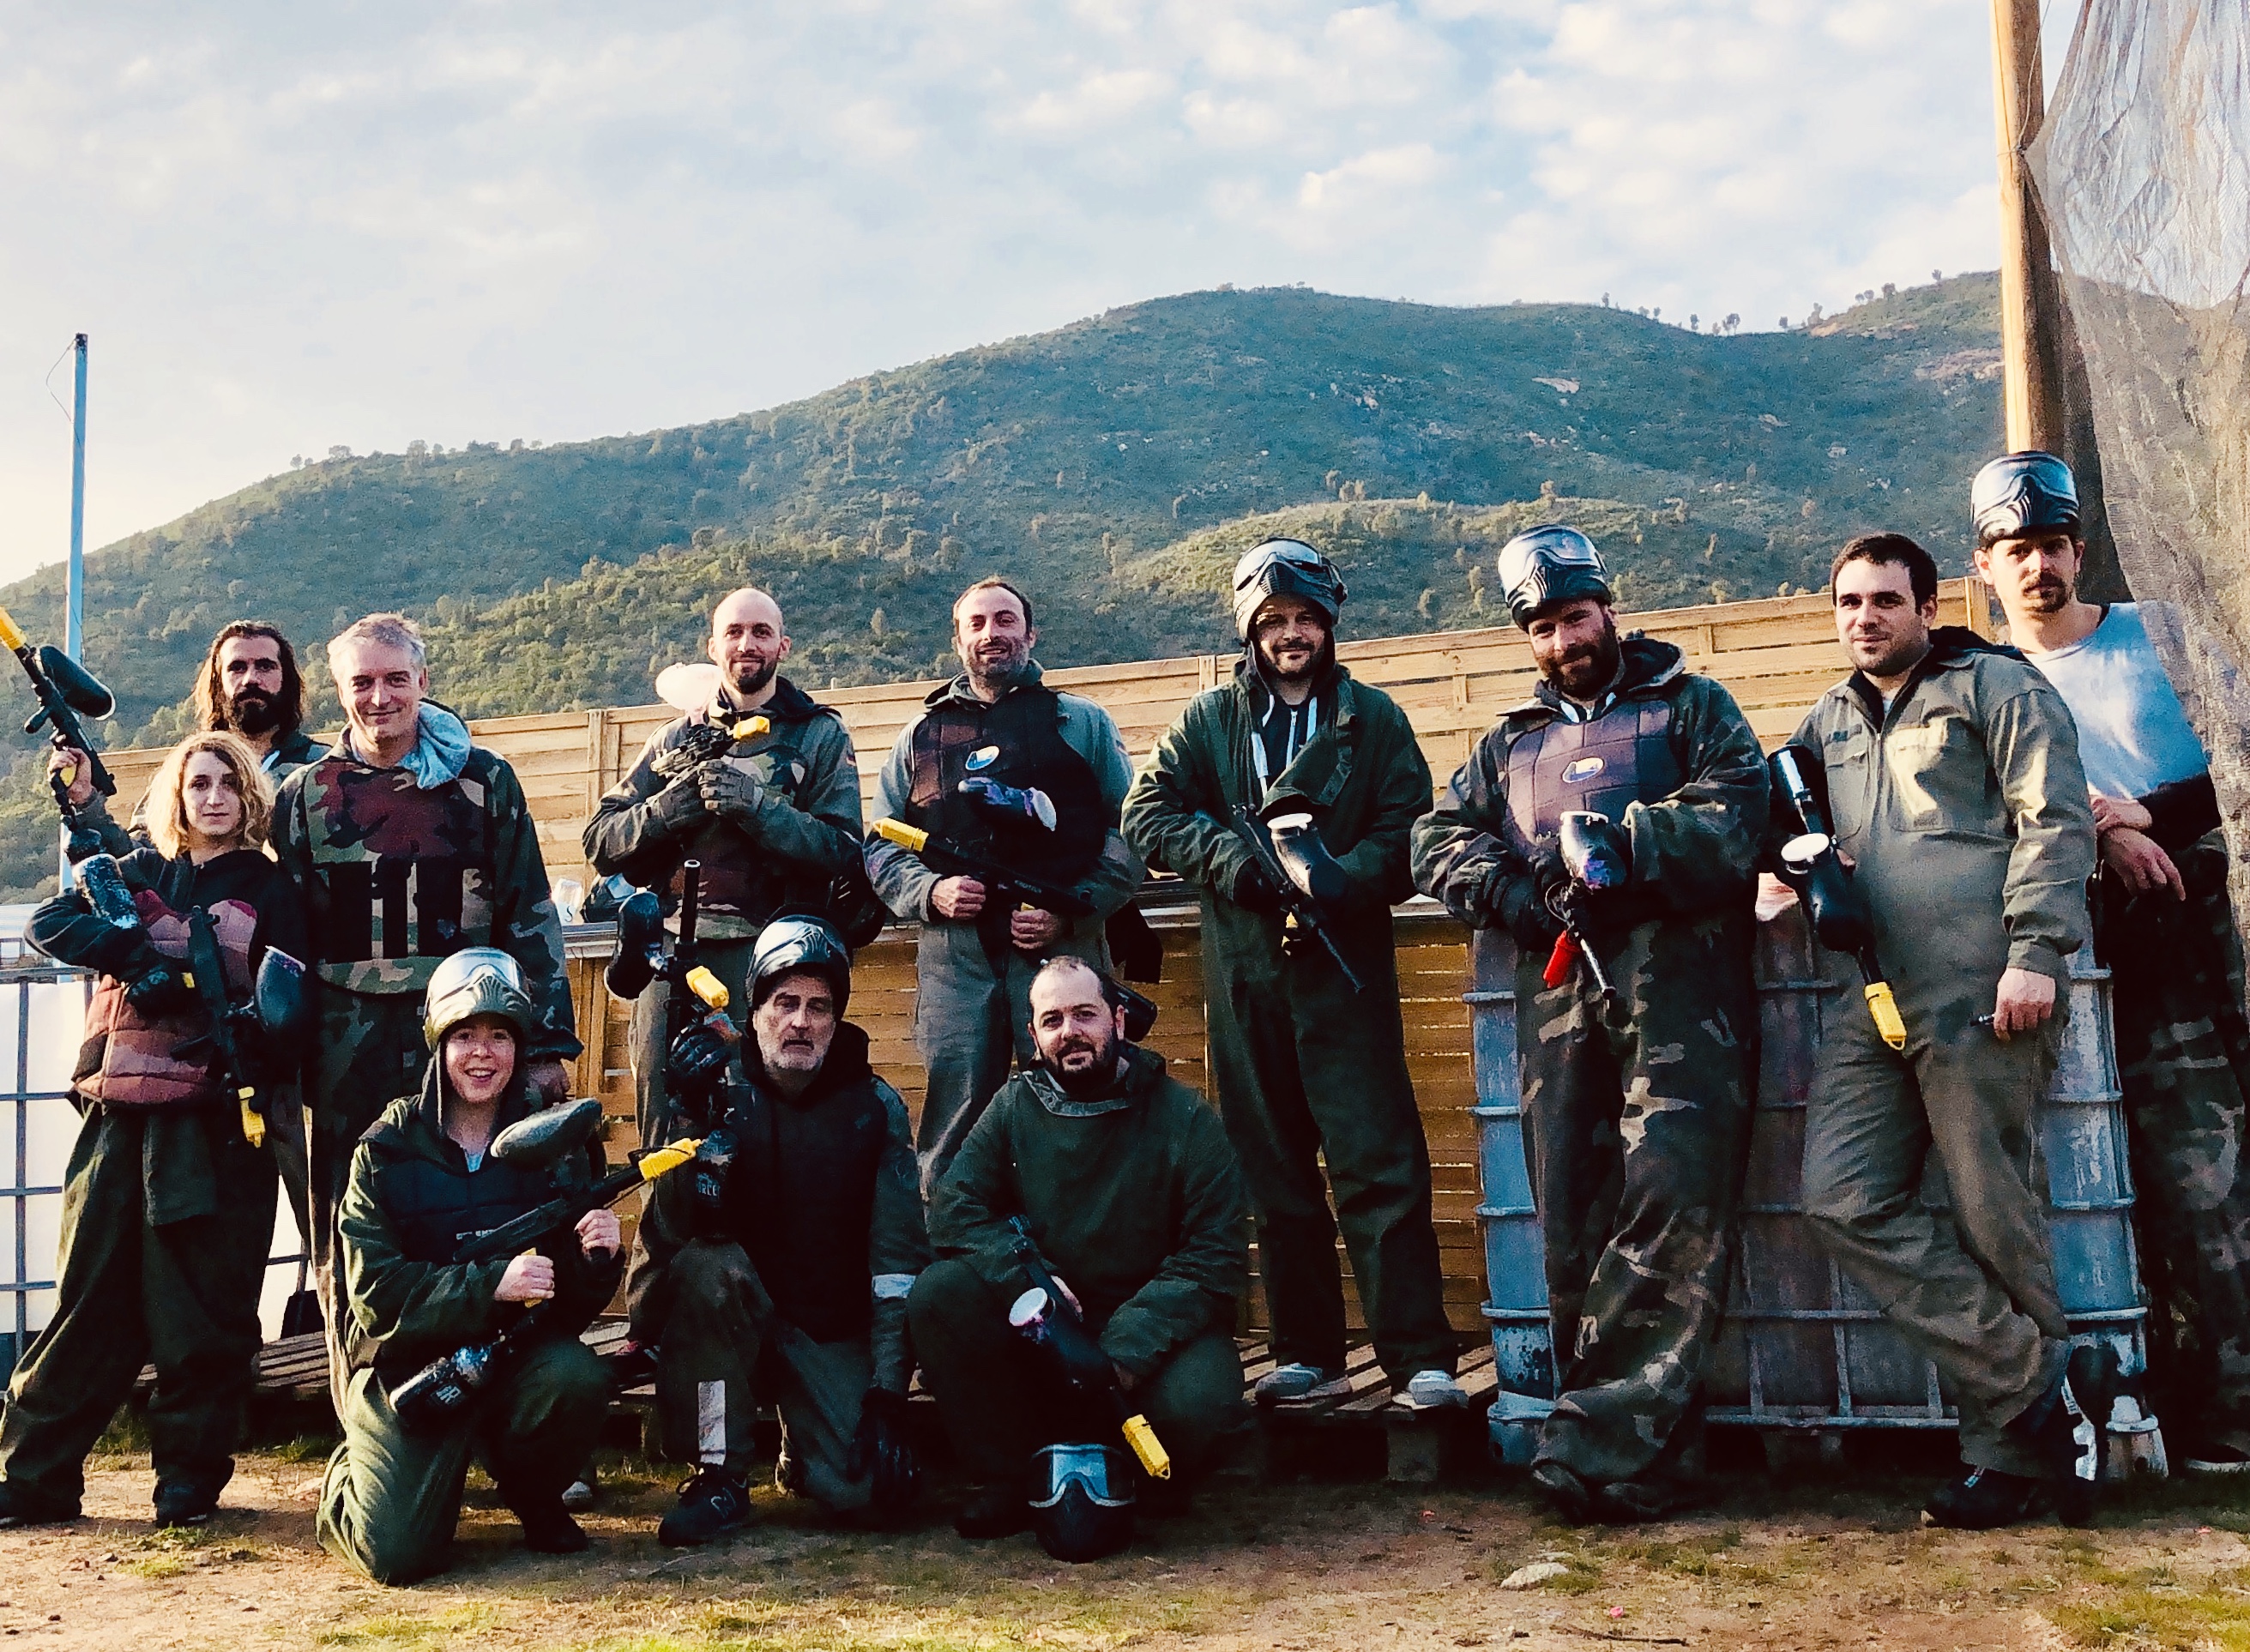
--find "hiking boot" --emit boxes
[153,1480,221,1528]
[1595,1476,1700,1524]
[2026,1343,2121,1527]
[0,1480,75,1529]
[953,1484,1032,1540]
[1529,1461,1595,1524]
[1252,1363,1351,1408]
[2184,1440,2250,1477]
[1396,1370,1469,1412]
[658,1468,753,1548]
[516,1498,589,1555]
[1922,1465,2043,1529]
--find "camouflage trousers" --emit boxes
[309,989,433,1415]
[2097,834,2250,1456]
[1517,912,1754,1490]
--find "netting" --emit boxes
[2033,0,2250,961]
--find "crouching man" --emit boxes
[633,916,929,1547]
[317,950,620,1583]
[910,956,1249,1555]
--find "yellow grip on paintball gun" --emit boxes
[1121,1414,1171,1480]
[636,1137,706,1181]
[685,966,729,1011]
[729,715,770,741]
[0,606,25,653]
[1865,981,1907,1051]
[872,817,930,853]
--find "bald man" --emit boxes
[586,588,866,1160]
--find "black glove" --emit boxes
[1229,859,1285,914]
[664,1021,733,1115]
[1526,834,1569,904]
[124,962,196,1017]
[1496,877,1565,953]
[846,1386,920,1524]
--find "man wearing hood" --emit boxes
[585,587,866,1155]
[1412,527,1766,1521]
[1782,533,2112,1529]
[864,578,1143,1194]
[1123,540,1463,1414]
[273,612,578,1408]
[910,956,1248,1540]
[629,917,929,1548]
[317,950,619,1582]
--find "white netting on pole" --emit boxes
[2034,0,2250,947]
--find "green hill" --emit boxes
[0,275,2002,897]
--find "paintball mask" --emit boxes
[1029,1443,1136,1563]
[1971,450,2081,546]
[1497,526,1614,629]
[1231,539,1348,642]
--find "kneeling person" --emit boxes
[317,951,621,1584]
[910,956,1249,1552]
[636,917,929,1547]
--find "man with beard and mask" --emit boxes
[1412,526,1766,1522]
[1971,453,2250,1475]
[910,956,1248,1542]
[1781,532,2110,1529]
[272,613,577,1412]
[1123,539,1465,1414]
[626,917,929,1547]
[585,587,865,1155]
[865,578,1143,1194]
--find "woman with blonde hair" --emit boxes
[0,730,309,1530]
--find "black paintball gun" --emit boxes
[1770,746,1906,1051]
[1229,805,1364,992]
[1004,1216,1170,1480]
[389,1099,709,1432]
[868,817,1096,920]
[178,907,311,1149]
[606,859,737,1065]
[1539,811,1629,1004]
[0,604,118,859]
[648,713,770,784]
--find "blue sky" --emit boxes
[0,1,2030,586]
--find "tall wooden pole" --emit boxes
[1992,0,2066,454]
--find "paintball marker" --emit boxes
[1770,746,1906,1051]
[1230,805,1364,993]
[389,1099,710,1432]
[869,818,1095,920]
[178,909,310,1149]
[1005,1216,1170,1480]
[0,604,117,859]
[648,714,770,784]
[606,860,737,1090]
[73,852,140,932]
[1540,811,1628,1004]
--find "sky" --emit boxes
[0,0,2034,587]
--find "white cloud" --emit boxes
[0,0,2029,585]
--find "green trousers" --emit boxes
[308,991,430,1414]
[1801,973,2070,1476]
[1517,913,1753,1490]
[0,1107,276,1514]
[317,1337,609,1586]
[1203,933,1455,1383]
[2098,836,2250,1456]
[908,1257,1246,1484]
[642,1239,877,1512]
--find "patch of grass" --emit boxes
[1616,1527,1746,1577]
[121,1554,190,1579]
[2048,1575,2250,1650]
[1541,1559,1606,1595]
[119,1523,271,1574]
[317,1605,503,1647]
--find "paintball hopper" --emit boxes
[1029,1442,1136,1564]
[1265,810,1350,908]
[654,661,722,713]
[605,889,667,999]
[25,644,114,727]
[489,1095,605,1173]
[958,775,1058,832]
[1106,976,1158,1043]
[1009,1284,1171,1480]
[253,949,311,1040]
[1558,811,1631,894]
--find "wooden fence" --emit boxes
[98,581,1994,1338]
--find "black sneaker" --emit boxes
[2037,1344,2121,1527]
[0,1480,75,1529]
[516,1499,589,1555]
[658,1468,753,1548]
[1922,1465,2043,1529]
[152,1480,220,1528]
[953,1485,1032,1540]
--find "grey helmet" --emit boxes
[1971,451,2081,546]
[422,947,534,1052]
[751,914,852,1016]
[1231,539,1348,642]
[1497,525,1613,629]
[1029,1442,1135,1563]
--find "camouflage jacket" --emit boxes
[271,735,579,1061]
[70,727,325,863]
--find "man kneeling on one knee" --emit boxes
[911,956,1250,1556]
[635,916,930,1547]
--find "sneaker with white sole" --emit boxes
[1396,1370,1469,1411]
[560,1474,598,1511]
[1252,1362,1352,1407]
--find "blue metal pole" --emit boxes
[66,334,86,660]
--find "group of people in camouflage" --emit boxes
[0,443,2241,1577]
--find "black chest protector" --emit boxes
[671,722,826,923]
[1503,696,1684,853]
[904,687,1107,889]
[372,1140,557,1266]
[727,1074,890,1344]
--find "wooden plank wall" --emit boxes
[94,580,1992,1340]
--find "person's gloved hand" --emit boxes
[1229,858,1285,914]
[1496,877,1565,953]
[679,1123,739,1238]
[1526,834,1568,904]
[846,1387,920,1523]
[665,1021,734,1115]
[697,762,764,828]
[124,962,196,1017]
[648,769,709,830]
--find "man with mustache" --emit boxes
[1973,451,2250,1476]
[864,578,1143,1193]
[629,917,929,1547]
[1786,531,2110,1528]
[585,587,866,1154]
[1413,527,1767,1521]
[910,956,1248,1544]
[1124,539,1463,1415]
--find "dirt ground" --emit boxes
[9,1430,2250,1652]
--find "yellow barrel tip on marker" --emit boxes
[685,965,729,1011]
[872,817,929,853]
[1121,1414,1172,1479]
[1866,981,1907,1051]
